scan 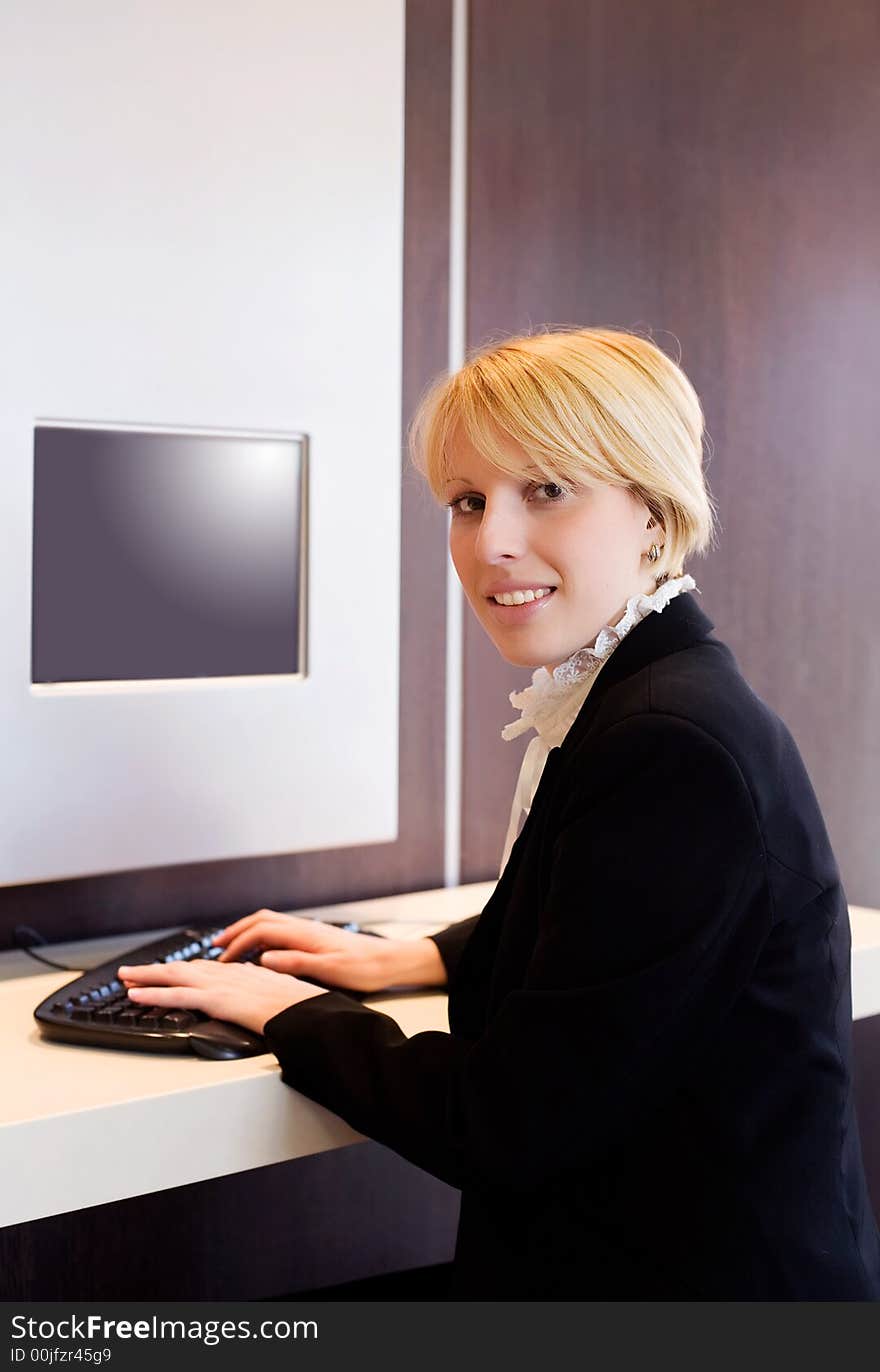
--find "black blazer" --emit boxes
[265,593,880,1299]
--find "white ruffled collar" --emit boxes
[501,575,698,748]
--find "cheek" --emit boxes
[552,524,608,581]
[450,537,491,616]
[449,529,472,585]
[561,517,639,579]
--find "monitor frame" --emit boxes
[29,418,309,695]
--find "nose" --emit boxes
[474,499,528,563]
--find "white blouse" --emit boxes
[498,574,699,875]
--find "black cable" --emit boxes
[12,916,395,974]
[13,925,85,973]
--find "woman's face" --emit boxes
[444,434,659,670]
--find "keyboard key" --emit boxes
[70,1006,93,1021]
[161,1010,197,1029]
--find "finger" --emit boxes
[216,922,295,962]
[260,949,365,989]
[118,960,221,985]
[126,985,206,1009]
[219,919,338,963]
[215,917,299,950]
[258,948,323,976]
[212,909,284,945]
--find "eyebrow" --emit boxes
[444,467,545,488]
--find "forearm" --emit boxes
[382,935,448,988]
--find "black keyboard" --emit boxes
[33,926,268,1060]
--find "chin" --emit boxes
[492,641,554,670]
[500,654,542,670]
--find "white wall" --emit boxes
[0,0,405,884]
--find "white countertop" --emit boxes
[0,882,495,1228]
[1,882,877,1229]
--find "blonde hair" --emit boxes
[409,327,718,584]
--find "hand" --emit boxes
[212,908,445,993]
[118,957,328,1035]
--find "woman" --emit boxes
[121,328,880,1299]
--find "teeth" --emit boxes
[492,587,553,606]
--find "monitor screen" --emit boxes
[31,422,307,684]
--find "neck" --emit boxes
[543,573,690,676]
[544,580,658,675]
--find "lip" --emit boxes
[484,587,557,625]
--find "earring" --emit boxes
[646,543,661,564]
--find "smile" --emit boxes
[485,587,557,623]
[491,587,554,606]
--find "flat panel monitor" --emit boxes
[31,422,307,685]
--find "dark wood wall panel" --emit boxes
[462,0,880,903]
[0,0,452,948]
[0,1143,458,1300]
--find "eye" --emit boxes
[446,493,485,516]
[528,481,569,503]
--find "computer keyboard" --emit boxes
[33,925,269,1059]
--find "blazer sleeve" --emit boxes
[263,714,769,1193]
[428,915,481,983]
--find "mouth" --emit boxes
[487,586,555,607]
[484,587,557,623]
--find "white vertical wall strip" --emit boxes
[444,0,468,889]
